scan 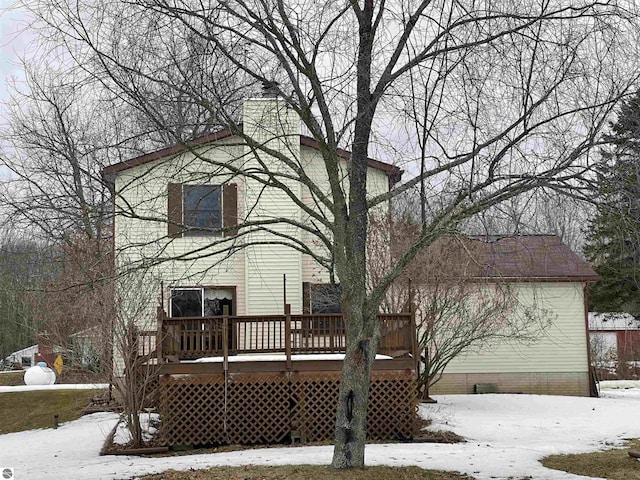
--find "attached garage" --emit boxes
[428,235,598,397]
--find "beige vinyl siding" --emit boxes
[298,148,390,285]
[111,99,396,376]
[441,282,588,374]
[113,99,394,320]
[114,139,247,321]
[431,372,590,396]
[243,99,302,315]
[299,147,336,285]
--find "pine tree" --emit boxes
[585,91,640,317]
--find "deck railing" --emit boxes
[157,306,415,363]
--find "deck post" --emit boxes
[156,306,164,364]
[285,303,292,370]
[283,274,287,308]
[330,316,335,351]
[222,306,229,373]
[410,308,419,378]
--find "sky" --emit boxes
[1,380,639,479]
[0,2,30,103]
[0,3,32,181]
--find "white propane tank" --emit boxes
[24,362,56,385]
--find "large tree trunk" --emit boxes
[331,2,377,468]
[331,307,379,468]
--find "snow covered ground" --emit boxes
[0,382,639,480]
[0,383,109,393]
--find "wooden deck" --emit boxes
[155,305,418,370]
[148,305,419,446]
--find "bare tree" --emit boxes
[462,190,593,254]
[0,65,119,241]
[110,271,160,449]
[0,233,47,362]
[0,25,245,241]
[9,0,640,468]
[32,236,114,373]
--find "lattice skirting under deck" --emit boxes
[158,370,417,446]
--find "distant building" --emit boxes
[589,312,640,362]
[5,344,39,369]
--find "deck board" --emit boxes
[159,357,416,375]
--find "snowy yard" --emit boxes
[0,381,639,480]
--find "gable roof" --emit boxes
[407,234,599,282]
[467,235,599,281]
[101,129,402,184]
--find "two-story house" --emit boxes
[102,94,416,447]
[104,96,401,322]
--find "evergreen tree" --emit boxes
[0,239,46,362]
[585,91,640,317]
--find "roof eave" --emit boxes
[102,128,236,176]
[475,275,601,283]
[102,131,403,182]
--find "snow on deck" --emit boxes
[189,353,393,363]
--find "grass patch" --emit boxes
[542,439,640,480]
[0,388,103,434]
[141,465,472,480]
[0,371,25,386]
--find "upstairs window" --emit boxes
[168,183,237,238]
[183,185,222,235]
